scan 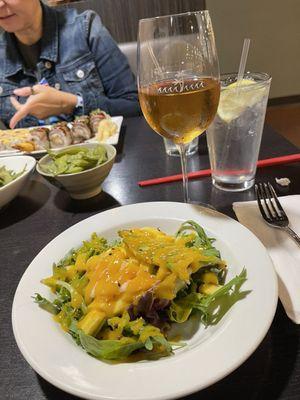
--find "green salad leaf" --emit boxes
[177,220,221,258]
[79,332,145,360]
[55,233,108,269]
[68,312,174,361]
[33,293,61,315]
[169,269,249,325]
[77,330,175,361]
[0,165,25,187]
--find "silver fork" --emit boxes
[255,182,300,246]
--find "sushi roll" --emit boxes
[49,122,73,149]
[71,115,92,144]
[89,109,109,135]
[29,127,50,150]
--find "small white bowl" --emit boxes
[0,155,36,209]
[36,143,116,200]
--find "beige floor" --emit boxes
[265,104,300,149]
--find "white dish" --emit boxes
[12,202,278,400]
[0,116,123,158]
[0,155,36,209]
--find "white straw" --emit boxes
[236,38,251,84]
[146,41,162,74]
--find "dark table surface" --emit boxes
[1,116,300,400]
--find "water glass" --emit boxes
[207,72,271,191]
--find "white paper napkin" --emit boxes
[233,195,300,323]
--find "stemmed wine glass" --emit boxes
[137,11,220,202]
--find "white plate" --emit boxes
[0,116,123,158]
[12,202,278,400]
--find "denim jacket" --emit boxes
[0,3,140,128]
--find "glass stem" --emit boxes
[177,143,189,203]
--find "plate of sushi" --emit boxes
[0,109,123,157]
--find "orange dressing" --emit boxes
[82,228,204,319]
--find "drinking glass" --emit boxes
[137,11,220,202]
[207,72,271,191]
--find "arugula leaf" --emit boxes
[79,331,144,360]
[144,337,154,351]
[177,220,220,258]
[69,316,174,361]
[198,269,250,325]
[56,286,71,303]
[168,269,249,325]
[168,299,193,323]
[191,266,226,286]
[55,233,108,269]
[152,336,173,353]
[33,293,61,315]
[69,320,81,345]
[78,233,108,257]
[55,280,87,314]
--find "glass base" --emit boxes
[212,177,255,192]
[166,147,198,157]
[164,138,198,157]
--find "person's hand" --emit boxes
[10,85,78,129]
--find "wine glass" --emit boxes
[137,11,220,202]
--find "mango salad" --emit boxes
[34,221,247,361]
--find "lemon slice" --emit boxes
[226,79,255,89]
[217,79,267,123]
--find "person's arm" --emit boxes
[9,85,77,129]
[83,12,140,117]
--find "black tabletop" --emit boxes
[1,116,300,400]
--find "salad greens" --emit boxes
[168,269,248,325]
[68,313,176,361]
[176,220,221,258]
[34,221,249,362]
[0,165,25,187]
[41,145,108,175]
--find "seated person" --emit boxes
[0,0,140,129]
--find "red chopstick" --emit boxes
[138,153,300,187]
